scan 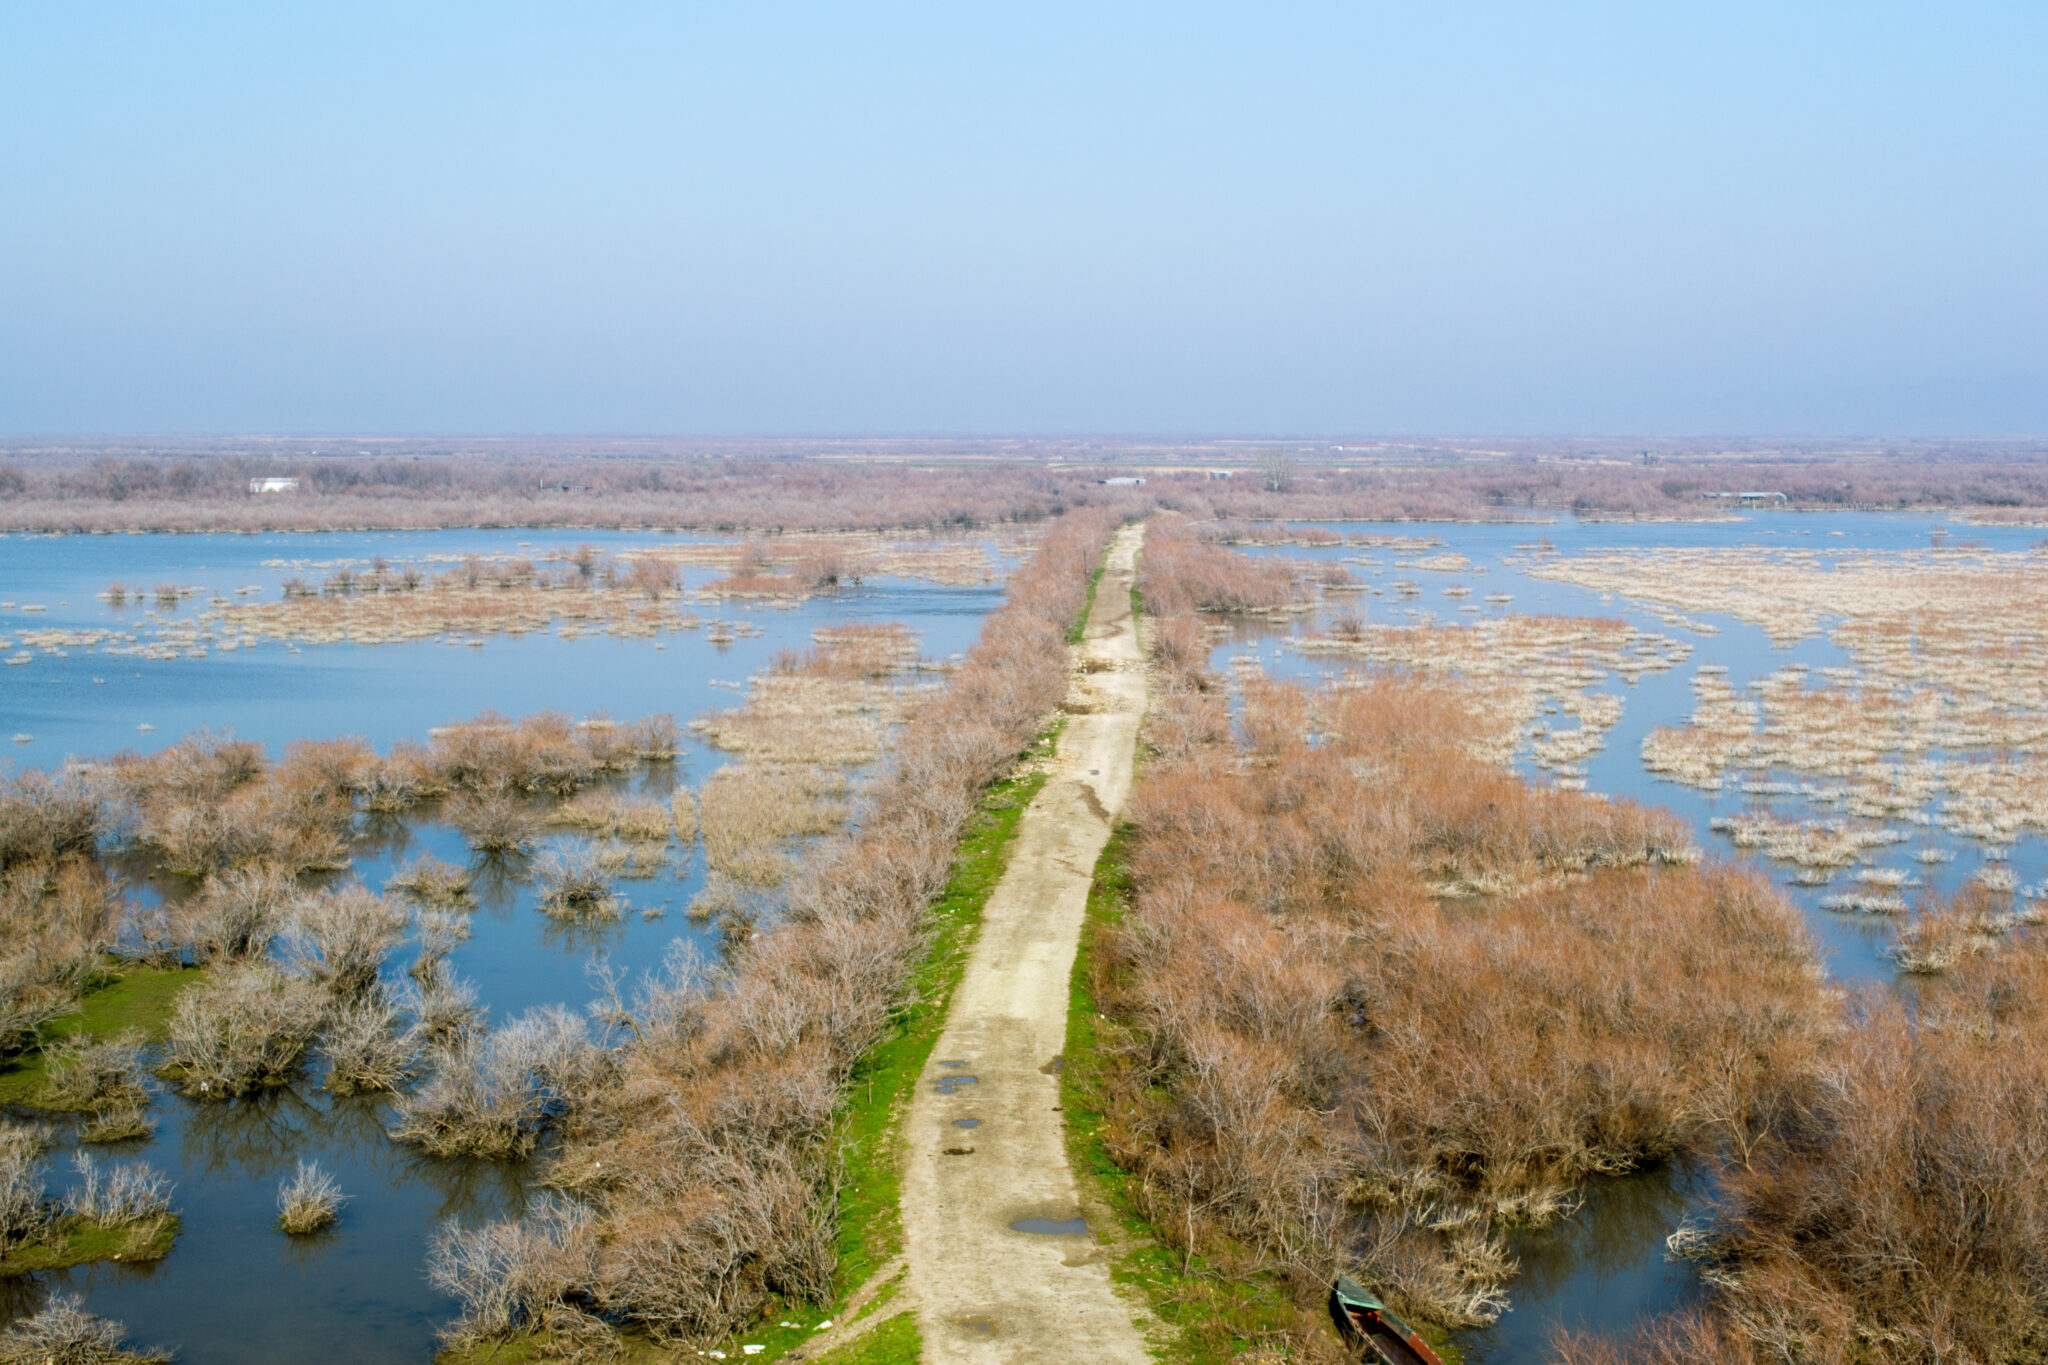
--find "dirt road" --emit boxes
[897,523,1152,1363]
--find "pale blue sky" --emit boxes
[2,2,2042,436]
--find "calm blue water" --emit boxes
[0,527,1004,1363]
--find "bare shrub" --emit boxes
[182,862,294,962]
[278,885,407,999]
[62,1151,173,1226]
[321,992,417,1095]
[276,1159,346,1234]
[1668,940,2048,1364]
[0,1292,167,1365]
[628,714,679,761]
[386,854,473,904]
[0,858,121,1052]
[0,1123,50,1250]
[391,1007,607,1159]
[79,1106,155,1145]
[40,1033,149,1112]
[445,789,540,853]
[0,770,102,871]
[160,965,326,1098]
[401,962,484,1048]
[428,1195,599,1343]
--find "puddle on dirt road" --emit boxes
[1010,1217,1087,1236]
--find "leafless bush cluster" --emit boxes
[1094,535,1832,1341]
[0,770,103,871]
[159,965,328,1098]
[0,1292,167,1365]
[1607,937,2048,1365]
[1141,512,1311,616]
[389,1007,607,1160]
[0,855,120,1054]
[0,1123,51,1252]
[62,1151,173,1226]
[107,734,362,876]
[427,507,1122,1350]
[40,1033,149,1113]
[319,992,417,1095]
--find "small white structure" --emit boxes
[249,477,300,494]
[1204,469,1234,480]
[1100,476,1147,486]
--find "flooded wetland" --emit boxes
[5,508,2048,1361]
[1211,510,2048,1359]
[0,527,1012,1362]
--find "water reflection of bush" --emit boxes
[1496,1163,1707,1304]
[171,1086,526,1226]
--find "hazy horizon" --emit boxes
[5,3,2044,438]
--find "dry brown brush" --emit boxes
[1092,535,1832,1341]
[426,506,1122,1351]
[1640,939,2048,1365]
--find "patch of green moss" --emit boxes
[0,962,203,1109]
[809,1312,920,1365]
[0,1212,180,1277]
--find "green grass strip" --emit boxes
[0,1213,180,1277]
[807,1311,921,1365]
[1064,827,1324,1364]
[0,961,204,1108]
[1069,564,1106,644]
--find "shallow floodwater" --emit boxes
[1224,510,2048,1358]
[0,528,1004,1362]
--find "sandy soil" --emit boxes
[895,523,1154,1363]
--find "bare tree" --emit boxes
[1257,447,1296,493]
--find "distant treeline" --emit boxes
[5,439,2048,534]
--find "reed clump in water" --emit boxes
[385,853,473,904]
[697,766,847,887]
[1888,882,2014,974]
[546,789,673,843]
[1082,533,1830,1343]
[426,507,1123,1353]
[276,1159,347,1235]
[531,841,627,921]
